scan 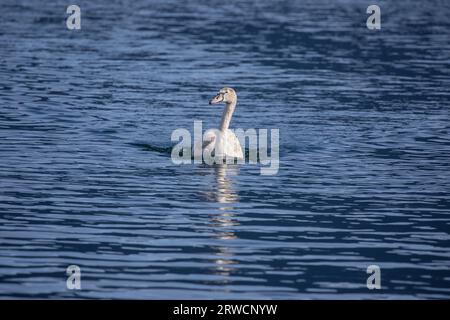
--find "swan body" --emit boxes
[202,128,244,160]
[199,87,243,162]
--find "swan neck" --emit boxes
[219,100,236,132]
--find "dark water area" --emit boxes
[1,0,450,299]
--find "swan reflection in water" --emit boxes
[201,164,240,281]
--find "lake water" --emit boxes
[1,0,450,299]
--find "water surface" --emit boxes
[1,0,450,299]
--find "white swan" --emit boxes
[197,87,244,163]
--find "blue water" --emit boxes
[1,0,450,299]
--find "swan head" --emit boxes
[209,87,237,105]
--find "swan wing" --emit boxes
[198,129,243,161]
[224,130,244,159]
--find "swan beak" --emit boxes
[209,93,223,105]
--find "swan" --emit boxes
[195,87,244,163]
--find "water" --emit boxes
[1,0,450,299]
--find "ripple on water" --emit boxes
[1,0,450,299]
